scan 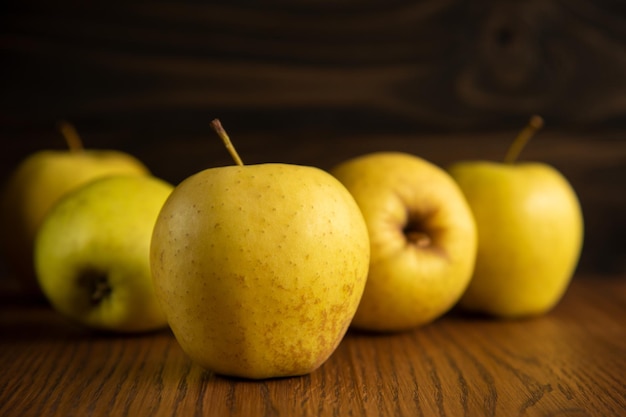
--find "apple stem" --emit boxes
[503,115,544,164]
[58,120,84,152]
[211,119,244,166]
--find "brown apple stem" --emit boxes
[58,120,84,152]
[211,119,244,166]
[503,115,544,164]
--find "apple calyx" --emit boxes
[58,120,84,153]
[78,269,112,304]
[503,115,544,164]
[211,119,244,166]
[403,219,433,249]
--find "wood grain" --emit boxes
[1,0,625,132]
[1,276,625,417]
[0,2,625,282]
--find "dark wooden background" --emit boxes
[1,0,625,280]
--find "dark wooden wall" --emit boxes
[1,0,625,277]
[2,0,626,131]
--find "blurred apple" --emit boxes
[34,175,173,332]
[150,120,370,379]
[331,152,477,332]
[448,116,584,318]
[0,121,149,296]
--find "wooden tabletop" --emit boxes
[1,274,624,417]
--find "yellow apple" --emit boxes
[447,116,584,318]
[0,121,149,295]
[150,120,370,379]
[34,175,173,332]
[331,152,477,332]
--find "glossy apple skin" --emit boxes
[150,164,370,379]
[0,150,149,295]
[34,175,172,332]
[448,161,584,318]
[331,152,477,332]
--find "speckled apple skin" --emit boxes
[150,164,370,379]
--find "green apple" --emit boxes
[34,175,173,332]
[150,120,370,379]
[447,116,584,318]
[331,152,477,332]
[0,121,150,295]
